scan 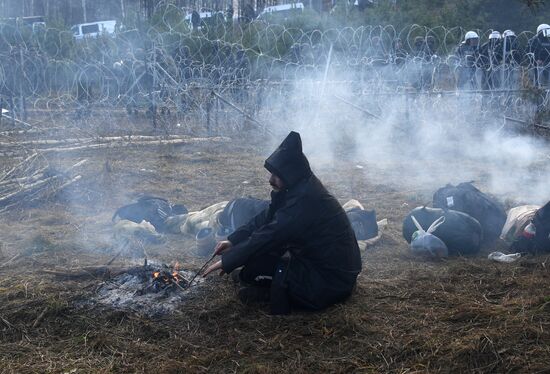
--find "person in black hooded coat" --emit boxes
[203,131,362,314]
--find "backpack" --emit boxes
[433,182,506,244]
[346,208,378,240]
[403,206,482,255]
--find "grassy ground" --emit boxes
[0,130,549,373]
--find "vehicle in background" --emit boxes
[257,2,304,21]
[184,11,225,30]
[71,20,116,40]
[0,16,46,33]
[353,0,375,10]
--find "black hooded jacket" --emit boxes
[221,131,362,310]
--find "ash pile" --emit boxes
[90,261,204,317]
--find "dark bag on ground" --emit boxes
[403,206,483,255]
[112,196,188,232]
[512,200,550,253]
[346,208,378,240]
[217,197,270,231]
[433,182,506,243]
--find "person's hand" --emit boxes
[213,240,232,256]
[202,260,223,277]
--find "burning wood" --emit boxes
[145,260,190,293]
[149,268,188,293]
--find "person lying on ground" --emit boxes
[113,195,384,250]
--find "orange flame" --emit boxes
[172,261,180,282]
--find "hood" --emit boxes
[264,131,312,188]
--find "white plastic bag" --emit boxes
[410,215,448,257]
[488,251,522,263]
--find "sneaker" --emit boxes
[238,286,271,305]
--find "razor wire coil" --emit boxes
[0,14,548,134]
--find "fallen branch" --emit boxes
[0,172,46,188]
[105,250,122,266]
[31,307,48,328]
[0,153,38,183]
[37,175,82,202]
[42,266,136,280]
[1,113,33,128]
[0,253,23,268]
[535,123,550,130]
[0,314,15,329]
[57,174,81,189]
[0,159,85,210]
[65,159,88,173]
[333,95,382,120]
[0,127,66,137]
[503,116,528,125]
[105,239,131,266]
[38,137,230,154]
[0,175,61,206]
[0,184,21,197]
[0,135,215,148]
[211,90,272,134]
[0,139,92,148]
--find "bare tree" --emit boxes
[82,0,87,22]
[121,0,126,19]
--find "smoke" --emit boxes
[266,59,550,205]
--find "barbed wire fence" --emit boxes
[0,7,549,139]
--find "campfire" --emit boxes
[76,259,204,316]
[148,262,189,293]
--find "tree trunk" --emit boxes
[232,0,239,22]
[81,0,87,22]
[120,0,125,19]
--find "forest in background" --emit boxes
[0,0,548,32]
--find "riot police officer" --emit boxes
[456,31,481,90]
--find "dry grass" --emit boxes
[0,130,549,373]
